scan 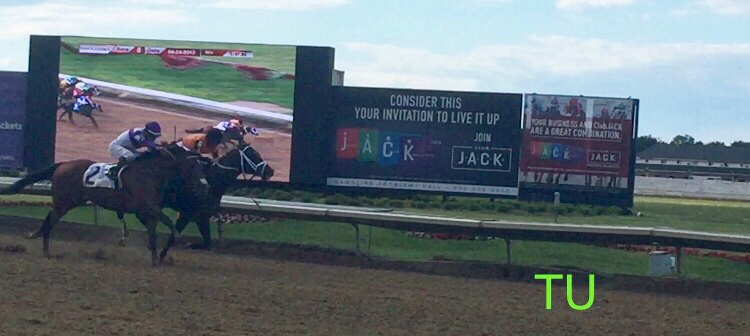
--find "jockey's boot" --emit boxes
[107,157,127,181]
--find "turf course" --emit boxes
[2,194,750,283]
[59,37,296,109]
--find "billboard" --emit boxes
[327,86,522,196]
[518,94,638,206]
[0,72,26,169]
[55,36,297,182]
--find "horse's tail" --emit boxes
[0,163,60,195]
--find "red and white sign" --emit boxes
[145,47,166,55]
[79,44,116,54]
[76,44,254,58]
[111,46,136,54]
[202,49,254,58]
[165,48,200,56]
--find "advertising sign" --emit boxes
[519,94,636,190]
[0,71,26,169]
[327,86,522,196]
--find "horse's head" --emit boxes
[216,143,274,182]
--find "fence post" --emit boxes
[353,223,361,254]
[367,225,372,254]
[675,246,683,276]
[93,204,99,226]
[504,238,512,265]
[554,192,561,223]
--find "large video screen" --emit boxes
[519,93,637,190]
[55,36,296,182]
[327,86,522,196]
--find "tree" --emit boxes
[731,141,750,148]
[706,141,726,147]
[635,135,662,153]
[670,134,695,146]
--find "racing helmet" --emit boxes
[66,76,78,85]
[144,121,162,137]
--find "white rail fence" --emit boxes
[2,177,750,276]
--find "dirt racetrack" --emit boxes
[54,97,291,182]
[1,217,749,335]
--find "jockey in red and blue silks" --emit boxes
[71,85,101,115]
[107,121,162,179]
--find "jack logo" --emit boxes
[532,142,585,163]
[451,147,511,172]
[335,128,441,166]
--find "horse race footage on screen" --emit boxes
[54,36,296,182]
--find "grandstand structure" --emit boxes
[636,144,750,182]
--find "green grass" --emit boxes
[3,194,750,283]
[59,37,296,109]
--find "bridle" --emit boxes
[213,146,268,181]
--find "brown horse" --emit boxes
[117,143,274,250]
[1,145,207,266]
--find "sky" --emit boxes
[0,0,748,143]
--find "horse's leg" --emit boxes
[41,207,69,258]
[135,211,160,266]
[117,211,129,247]
[197,216,213,250]
[175,213,190,235]
[186,215,213,250]
[157,211,179,263]
[89,116,98,128]
[68,109,75,125]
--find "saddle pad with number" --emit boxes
[82,163,117,189]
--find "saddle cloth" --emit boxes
[82,163,118,189]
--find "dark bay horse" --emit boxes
[1,145,207,266]
[118,143,274,250]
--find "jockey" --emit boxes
[177,128,224,159]
[107,121,162,179]
[214,119,259,144]
[59,76,80,91]
[72,81,89,99]
[72,85,99,115]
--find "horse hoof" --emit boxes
[117,238,127,247]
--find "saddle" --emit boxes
[83,162,126,189]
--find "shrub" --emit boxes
[523,203,548,214]
[442,202,460,210]
[299,193,317,203]
[496,203,514,213]
[575,205,595,216]
[389,199,405,208]
[373,198,391,208]
[412,201,429,209]
[481,201,497,211]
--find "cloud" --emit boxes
[210,0,350,10]
[698,0,750,15]
[0,1,193,40]
[338,36,750,91]
[555,0,636,10]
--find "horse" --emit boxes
[58,85,101,108]
[0,145,208,266]
[117,143,274,250]
[58,101,103,128]
[185,124,254,147]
